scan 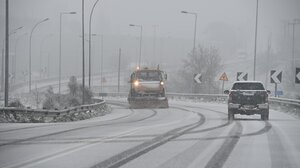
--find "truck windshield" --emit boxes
[232,83,265,90]
[136,71,161,81]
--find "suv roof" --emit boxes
[232,81,263,84]
[231,81,265,90]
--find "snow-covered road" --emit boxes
[0,98,299,168]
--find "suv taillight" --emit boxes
[228,92,233,102]
[265,92,269,103]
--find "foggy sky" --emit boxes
[2,0,299,38]
[0,0,300,83]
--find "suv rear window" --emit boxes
[232,82,265,90]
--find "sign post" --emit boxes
[274,83,278,97]
[270,70,282,97]
[219,72,229,94]
[296,68,300,84]
[193,73,202,93]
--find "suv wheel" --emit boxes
[228,109,234,121]
[261,109,269,120]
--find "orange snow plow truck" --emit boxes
[128,67,169,108]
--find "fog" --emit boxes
[0,0,300,96]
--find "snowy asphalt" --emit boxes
[0,98,300,168]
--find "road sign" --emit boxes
[270,70,282,84]
[296,68,300,84]
[219,72,228,81]
[237,72,248,81]
[276,90,283,96]
[194,73,202,83]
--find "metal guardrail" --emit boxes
[168,93,300,108]
[100,92,300,108]
[1,92,298,123]
[269,97,300,107]
[0,99,107,123]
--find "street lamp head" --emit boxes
[69,12,77,14]
[129,24,135,27]
[9,26,24,35]
[16,26,23,30]
[43,18,50,22]
[181,11,188,13]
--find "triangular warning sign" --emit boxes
[219,72,228,81]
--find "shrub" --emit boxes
[42,76,94,109]
[42,86,60,109]
[68,76,78,96]
[8,99,25,108]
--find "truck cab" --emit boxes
[128,68,168,108]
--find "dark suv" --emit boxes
[224,81,270,120]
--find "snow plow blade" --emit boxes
[128,97,169,109]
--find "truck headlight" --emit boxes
[134,80,139,87]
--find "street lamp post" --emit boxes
[4,0,8,106]
[1,48,4,92]
[29,18,49,92]
[1,26,23,92]
[181,10,198,56]
[81,0,85,104]
[90,33,103,88]
[14,33,27,84]
[88,0,100,89]
[129,24,143,68]
[59,12,76,95]
[153,25,158,63]
[289,19,300,84]
[181,10,198,93]
[40,33,53,79]
[253,0,259,80]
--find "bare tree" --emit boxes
[175,45,222,93]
